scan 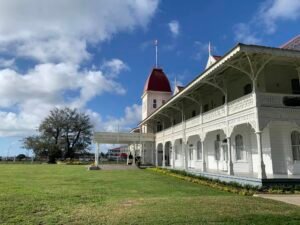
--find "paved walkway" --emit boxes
[254,194,300,206]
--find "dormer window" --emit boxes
[153,99,157,108]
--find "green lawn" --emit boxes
[0,165,299,225]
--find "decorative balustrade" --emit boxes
[164,127,172,135]
[228,93,254,115]
[202,105,226,123]
[258,92,300,107]
[185,115,200,129]
[173,123,183,133]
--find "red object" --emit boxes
[120,153,127,158]
[280,35,300,50]
[144,68,172,93]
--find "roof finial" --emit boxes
[208,41,212,56]
[154,39,158,68]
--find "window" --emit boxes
[235,134,245,160]
[162,100,166,105]
[222,96,225,104]
[291,131,300,160]
[153,99,157,108]
[197,141,202,160]
[291,79,300,94]
[157,122,162,132]
[192,110,196,117]
[189,144,193,160]
[214,135,220,160]
[244,83,252,95]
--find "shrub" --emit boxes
[148,168,300,195]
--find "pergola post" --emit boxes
[95,143,99,167]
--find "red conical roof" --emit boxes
[144,68,172,93]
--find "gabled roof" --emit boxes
[280,35,300,50]
[143,68,172,93]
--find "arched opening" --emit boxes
[187,135,201,169]
[235,134,245,161]
[164,141,172,166]
[156,143,163,166]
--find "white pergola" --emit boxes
[93,132,155,166]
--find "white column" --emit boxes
[155,145,158,167]
[133,143,136,165]
[256,131,267,179]
[201,140,206,172]
[162,144,166,168]
[142,143,145,164]
[227,137,234,175]
[95,143,99,167]
[172,141,176,169]
[182,140,188,170]
[181,140,185,169]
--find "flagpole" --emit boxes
[155,40,158,68]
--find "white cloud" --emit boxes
[0,61,127,136]
[0,0,159,137]
[0,0,159,63]
[259,0,300,33]
[103,104,142,132]
[233,23,262,44]
[233,0,300,43]
[168,20,180,37]
[0,58,15,68]
[101,59,129,78]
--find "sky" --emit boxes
[0,0,300,156]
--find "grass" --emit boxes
[0,165,299,225]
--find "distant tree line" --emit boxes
[23,107,93,163]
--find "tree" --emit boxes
[16,154,27,161]
[23,107,94,163]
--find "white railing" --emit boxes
[259,92,300,107]
[185,115,200,129]
[228,93,254,115]
[164,127,172,135]
[202,105,226,123]
[173,123,183,133]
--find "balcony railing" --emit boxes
[259,92,300,107]
[203,105,226,123]
[155,92,300,138]
[185,116,200,129]
[228,93,254,115]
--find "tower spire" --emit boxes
[154,39,158,68]
[208,41,212,56]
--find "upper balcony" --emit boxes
[155,92,300,138]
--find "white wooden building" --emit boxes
[134,36,300,186]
